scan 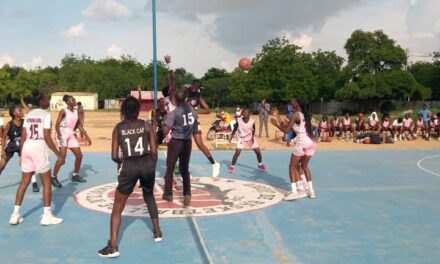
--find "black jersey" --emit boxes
[187,90,201,110]
[155,108,167,130]
[117,119,150,160]
[7,119,23,143]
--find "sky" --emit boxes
[0,0,439,77]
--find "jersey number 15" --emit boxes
[183,113,195,126]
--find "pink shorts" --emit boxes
[21,141,51,173]
[237,138,259,149]
[293,138,316,157]
[58,131,80,148]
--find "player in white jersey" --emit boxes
[9,89,64,226]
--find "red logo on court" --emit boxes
[74,177,285,218]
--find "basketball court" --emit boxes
[1,149,440,263]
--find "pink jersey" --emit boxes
[237,118,255,142]
[382,120,390,128]
[369,119,377,127]
[320,121,328,129]
[60,108,78,132]
[23,109,51,140]
[403,118,412,128]
[343,118,351,126]
[416,120,424,128]
[332,119,339,127]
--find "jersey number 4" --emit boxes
[183,113,195,126]
[124,137,145,157]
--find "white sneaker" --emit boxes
[307,189,316,199]
[212,162,220,178]
[40,214,63,226]
[283,191,307,201]
[9,213,24,225]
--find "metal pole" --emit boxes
[152,0,158,108]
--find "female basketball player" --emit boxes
[271,98,316,200]
[98,96,161,258]
[51,95,91,188]
[9,89,64,226]
[228,108,267,173]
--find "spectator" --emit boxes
[368,112,380,132]
[310,114,320,140]
[418,104,431,129]
[393,117,404,141]
[330,113,341,139]
[258,98,270,138]
[354,113,365,136]
[402,113,414,140]
[342,112,353,140]
[414,114,425,139]
[319,115,331,142]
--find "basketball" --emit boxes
[238,57,251,70]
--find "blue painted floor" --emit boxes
[1,149,440,264]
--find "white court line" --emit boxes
[163,149,214,263]
[417,155,440,178]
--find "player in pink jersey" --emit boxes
[319,115,331,142]
[342,112,353,139]
[228,109,267,173]
[271,98,316,200]
[414,114,425,139]
[9,89,64,226]
[51,95,91,188]
[402,113,414,140]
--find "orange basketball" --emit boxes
[238,57,251,70]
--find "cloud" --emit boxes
[283,33,313,52]
[107,44,123,58]
[61,23,87,38]
[83,0,132,22]
[21,57,43,69]
[155,0,361,55]
[0,54,16,67]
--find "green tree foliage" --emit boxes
[201,68,231,108]
[311,50,344,100]
[337,29,429,101]
[411,54,440,99]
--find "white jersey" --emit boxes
[23,109,51,140]
[293,112,307,137]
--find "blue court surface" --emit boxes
[1,149,440,264]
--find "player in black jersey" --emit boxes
[0,106,40,192]
[98,96,162,258]
[0,106,24,176]
[187,79,220,179]
[155,98,167,146]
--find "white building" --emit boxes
[50,92,98,110]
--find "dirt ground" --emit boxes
[10,111,435,153]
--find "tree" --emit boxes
[411,59,440,99]
[337,29,429,101]
[311,50,344,101]
[201,68,231,108]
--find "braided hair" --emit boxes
[121,96,140,121]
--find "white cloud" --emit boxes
[284,33,313,52]
[107,44,123,59]
[61,23,87,38]
[0,54,16,66]
[21,57,43,69]
[83,0,131,22]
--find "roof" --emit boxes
[51,92,98,96]
[130,91,164,100]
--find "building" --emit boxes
[51,92,98,111]
[130,91,164,111]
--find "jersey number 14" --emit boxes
[124,137,144,157]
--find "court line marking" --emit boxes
[163,149,215,263]
[417,155,440,178]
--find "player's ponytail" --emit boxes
[296,98,314,140]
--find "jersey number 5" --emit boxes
[183,113,195,126]
[124,137,144,157]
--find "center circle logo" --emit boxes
[74,177,285,218]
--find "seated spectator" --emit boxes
[427,113,439,141]
[342,112,353,140]
[402,113,414,140]
[380,113,394,141]
[319,115,332,142]
[414,114,425,139]
[354,132,385,144]
[368,112,380,132]
[310,113,320,140]
[393,117,404,141]
[217,109,231,130]
[354,113,366,136]
[330,113,341,139]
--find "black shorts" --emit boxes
[192,120,202,135]
[4,143,20,159]
[157,130,165,145]
[117,155,156,195]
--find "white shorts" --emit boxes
[58,130,80,148]
[21,140,51,174]
[293,137,316,157]
[237,139,259,150]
